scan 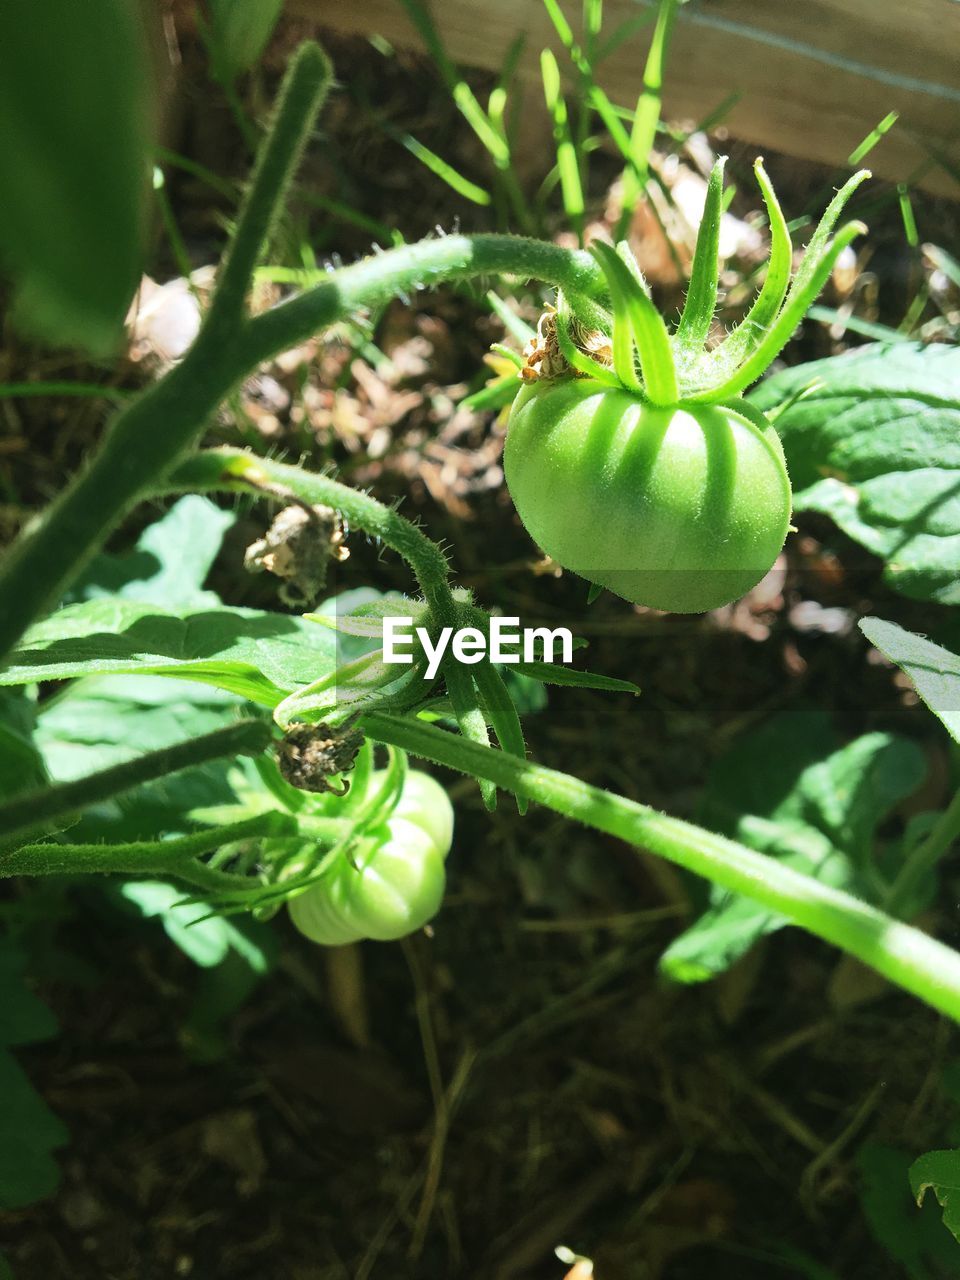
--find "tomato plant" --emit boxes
[0,37,957,1023]
[4,27,960,1268]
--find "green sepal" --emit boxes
[674,156,726,355]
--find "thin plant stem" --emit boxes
[158,447,498,804]
[205,42,333,335]
[884,787,960,918]
[362,711,960,1025]
[164,447,457,629]
[0,720,272,846]
[0,813,294,889]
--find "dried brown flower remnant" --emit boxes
[521,305,613,383]
[277,722,364,794]
[244,503,348,607]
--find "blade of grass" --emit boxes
[487,291,536,345]
[400,133,492,206]
[897,182,919,248]
[0,382,130,402]
[614,0,681,240]
[541,50,585,238]
[848,110,899,166]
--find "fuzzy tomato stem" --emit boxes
[363,711,960,1025]
[0,234,603,666]
[0,719,272,848]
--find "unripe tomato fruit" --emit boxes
[504,377,792,613]
[288,770,454,946]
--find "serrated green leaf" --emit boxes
[860,617,960,744]
[661,816,841,982]
[910,1149,960,1245]
[0,0,154,354]
[751,343,960,604]
[34,674,252,842]
[67,496,234,609]
[0,599,338,705]
[0,943,57,1047]
[0,1052,68,1211]
[312,587,408,665]
[660,713,926,983]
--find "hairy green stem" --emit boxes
[0,720,272,846]
[0,813,294,891]
[207,44,331,328]
[0,234,603,667]
[160,447,506,804]
[234,234,606,373]
[362,712,960,1024]
[164,445,457,627]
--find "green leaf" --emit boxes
[34,674,252,842]
[860,617,960,744]
[0,599,338,705]
[859,1143,960,1278]
[0,0,154,354]
[67,496,234,609]
[0,935,67,1212]
[660,712,926,982]
[310,588,415,664]
[208,0,284,81]
[119,880,271,972]
[512,662,641,695]
[751,343,960,604]
[910,1150,960,1245]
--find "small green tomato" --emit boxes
[504,376,791,613]
[288,770,454,946]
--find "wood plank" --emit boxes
[303,0,960,197]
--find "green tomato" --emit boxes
[388,769,454,854]
[503,377,792,613]
[288,770,454,946]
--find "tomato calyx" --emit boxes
[517,158,869,408]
